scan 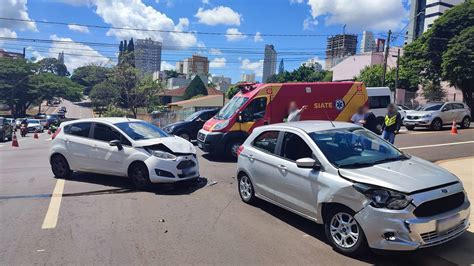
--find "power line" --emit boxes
[0,17,380,37]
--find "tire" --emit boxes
[129,162,152,190]
[238,174,256,204]
[430,118,443,131]
[460,116,471,129]
[177,131,191,141]
[0,132,4,142]
[7,132,12,141]
[226,139,243,160]
[405,125,415,130]
[324,206,368,256]
[50,154,72,179]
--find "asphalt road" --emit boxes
[0,107,473,265]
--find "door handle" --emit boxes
[248,154,254,162]
[278,164,287,172]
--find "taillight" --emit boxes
[236,145,244,156]
[52,127,61,140]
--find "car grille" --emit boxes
[197,132,205,142]
[407,115,420,120]
[176,160,196,169]
[414,192,465,218]
[420,219,467,247]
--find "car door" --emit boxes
[439,103,454,124]
[89,123,132,175]
[63,122,93,171]
[271,131,321,217]
[453,103,466,122]
[245,130,281,199]
[192,111,213,139]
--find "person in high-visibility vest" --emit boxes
[382,104,402,144]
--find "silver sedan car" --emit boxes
[236,121,470,255]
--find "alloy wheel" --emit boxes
[462,117,470,128]
[239,176,252,201]
[329,212,360,249]
[231,142,241,158]
[432,120,442,130]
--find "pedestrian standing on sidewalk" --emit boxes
[382,104,402,144]
[286,101,307,122]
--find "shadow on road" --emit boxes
[202,153,236,163]
[63,172,208,196]
[250,198,472,265]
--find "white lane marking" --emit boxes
[0,144,5,148]
[45,137,52,141]
[400,141,474,150]
[41,179,65,229]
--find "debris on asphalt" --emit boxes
[160,219,165,223]
[207,181,218,187]
[164,230,168,233]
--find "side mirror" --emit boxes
[109,139,123,151]
[237,112,243,123]
[195,117,203,122]
[296,158,317,169]
[442,108,448,112]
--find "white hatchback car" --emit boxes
[404,102,471,130]
[50,118,199,188]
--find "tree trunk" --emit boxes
[462,87,473,117]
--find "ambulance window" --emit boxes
[243,97,267,121]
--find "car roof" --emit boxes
[257,120,358,133]
[61,117,142,126]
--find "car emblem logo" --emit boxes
[334,99,345,111]
[441,189,448,193]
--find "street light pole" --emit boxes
[381,29,392,87]
[394,48,400,103]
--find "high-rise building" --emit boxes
[262,44,277,83]
[278,59,284,74]
[176,54,209,78]
[134,38,162,75]
[241,73,256,82]
[57,51,64,64]
[405,0,464,44]
[360,31,376,53]
[211,75,232,92]
[325,34,357,69]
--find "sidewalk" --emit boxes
[431,156,474,265]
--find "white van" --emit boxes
[366,87,394,131]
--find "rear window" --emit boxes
[65,122,92,138]
[368,96,391,109]
[252,131,279,154]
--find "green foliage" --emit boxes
[29,72,82,103]
[422,81,447,102]
[164,70,180,79]
[225,85,240,99]
[265,65,333,83]
[355,65,395,89]
[103,107,128,117]
[70,65,112,95]
[89,81,119,113]
[184,76,208,100]
[37,58,70,77]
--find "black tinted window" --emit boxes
[368,96,391,109]
[67,122,91,137]
[243,97,267,121]
[280,132,313,161]
[453,103,465,109]
[93,123,130,145]
[252,131,279,154]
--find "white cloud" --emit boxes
[91,0,197,48]
[210,57,226,68]
[0,0,37,40]
[303,17,318,30]
[302,56,325,70]
[208,48,222,55]
[225,28,246,42]
[55,0,93,6]
[161,61,175,70]
[68,24,90,33]
[49,35,110,71]
[202,0,210,4]
[306,0,408,31]
[240,59,263,77]
[254,32,263,42]
[195,6,242,26]
[290,0,304,3]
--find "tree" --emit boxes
[70,65,112,95]
[355,65,395,88]
[422,81,447,102]
[0,58,37,117]
[226,85,240,99]
[266,64,333,83]
[89,81,119,117]
[442,27,474,112]
[37,58,70,77]
[164,70,180,79]
[183,76,208,100]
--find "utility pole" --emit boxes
[394,48,400,103]
[381,29,392,87]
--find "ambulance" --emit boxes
[197,82,368,159]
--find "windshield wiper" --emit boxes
[339,162,376,168]
[372,154,410,165]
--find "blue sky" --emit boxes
[0,0,410,82]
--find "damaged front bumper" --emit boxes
[144,154,199,183]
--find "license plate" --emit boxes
[405,122,415,126]
[437,214,460,233]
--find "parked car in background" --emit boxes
[59,106,67,113]
[15,118,26,129]
[50,118,199,189]
[35,112,47,119]
[56,112,66,119]
[5,118,15,127]
[40,119,49,128]
[163,109,219,141]
[0,117,14,142]
[403,102,471,130]
[237,121,470,255]
[27,119,44,133]
[45,114,61,128]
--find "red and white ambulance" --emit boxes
[197,82,368,158]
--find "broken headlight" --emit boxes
[353,183,411,210]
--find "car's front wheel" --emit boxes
[51,154,72,179]
[325,206,368,256]
[129,162,152,189]
[430,118,443,131]
[238,174,256,204]
[460,116,471,129]
[405,125,415,130]
[177,131,191,141]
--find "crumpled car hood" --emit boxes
[133,136,196,154]
[339,156,459,193]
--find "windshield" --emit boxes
[115,121,169,141]
[215,96,249,120]
[417,103,443,111]
[309,128,406,168]
[184,112,200,122]
[27,119,40,124]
